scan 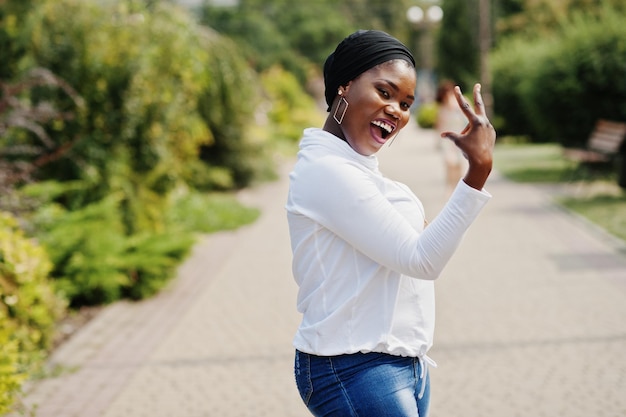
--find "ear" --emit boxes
[339,81,353,96]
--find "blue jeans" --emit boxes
[294,350,430,417]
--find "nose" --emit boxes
[385,103,401,120]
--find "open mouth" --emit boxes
[371,120,395,140]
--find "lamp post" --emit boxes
[407,2,443,105]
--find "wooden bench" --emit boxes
[563,119,626,163]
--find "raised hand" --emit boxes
[440,83,496,190]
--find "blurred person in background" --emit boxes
[436,79,470,195]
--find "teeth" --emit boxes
[372,120,393,133]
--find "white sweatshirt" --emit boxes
[285,128,491,358]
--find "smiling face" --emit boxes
[327,60,417,156]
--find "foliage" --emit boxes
[435,0,479,89]
[491,5,626,145]
[0,67,84,212]
[0,0,268,309]
[20,0,264,214]
[415,102,438,129]
[199,0,417,83]
[260,66,324,143]
[490,37,551,140]
[0,211,66,414]
[19,180,260,307]
[494,143,582,182]
[495,0,626,40]
[165,190,260,234]
[200,3,310,83]
[195,32,264,189]
[0,0,35,80]
[24,1,207,206]
[560,193,626,242]
[23,188,188,306]
[0,317,23,415]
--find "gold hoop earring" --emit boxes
[333,96,349,124]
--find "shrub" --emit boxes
[491,5,626,145]
[21,181,260,307]
[415,102,438,129]
[22,189,196,306]
[196,31,266,189]
[22,0,265,211]
[260,65,324,144]
[0,211,66,414]
[491,37,551,140]
[528,8,626,146]
[0,318,23,415]
[165,191,260,234]
[6,1,266,307]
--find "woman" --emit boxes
[286,30,495,417]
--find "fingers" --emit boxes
[454,83,486,122]
[443,83,494,145]
[453,86,478,128]
[440,130,460,141]
[454,84,496,140]
[453,86,470,116]
[472,83,486,117]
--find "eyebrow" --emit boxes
[382,79,415,101]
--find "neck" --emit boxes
[323,117,347,143]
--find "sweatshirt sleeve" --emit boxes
[287,156,491,280]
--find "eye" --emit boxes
[401,101,412,110]
[377,88,390,99]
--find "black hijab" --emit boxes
[323,30,415,111]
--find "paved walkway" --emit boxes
[9,122,626,417]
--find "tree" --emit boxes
[0,0,35,80]
[435,0,480,89]
[491,3,626,143]
[200,0,418,82]
[495,0,626,40]
[0,68,84,211]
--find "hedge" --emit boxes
[491,5,626,146]
[0,211,65,415]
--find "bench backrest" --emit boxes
[589,119,626,154]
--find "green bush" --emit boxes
[260,65,324,143]
[21,181,260,307]
[196,32,265,189]
[0,317,23,415]
[31,194,134,306]
[528,8,626,146]
[0,211,66,414]
[3,0,267,307]
[491,37,550,140]
[415,102,438,129]
[22,189,195,306]
[0,0,35,80]
[492,6,626,145]
[165,191,260,234]
[21,0,265,210]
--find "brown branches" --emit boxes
[0,67,84,193]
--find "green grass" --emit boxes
[494,143,615,182]
[167,191,260,234]
[560,195,626,242]
[494,142,626,242]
